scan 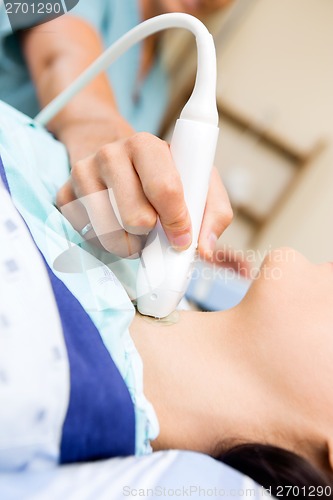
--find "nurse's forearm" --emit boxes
[21,15,133,162]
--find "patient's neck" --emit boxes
[130,309,280,455]
[131,307,329,473]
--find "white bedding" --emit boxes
[0,450,267,500]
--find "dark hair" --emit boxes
[218,444,333,499]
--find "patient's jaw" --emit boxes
[131,248,333,474]
[240,248,333,445]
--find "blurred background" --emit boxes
[161,0,333,268]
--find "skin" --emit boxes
[130,247,333,475]
[21,0,233,260]
[144,0,233,17]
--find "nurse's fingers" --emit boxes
[57,174,144,258]
[57,131,193,256]
[93,142,157,235]
[57,179,91,234]
[197,167,233,259]
[127,132,192,251]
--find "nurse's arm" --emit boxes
[21,15,133,161]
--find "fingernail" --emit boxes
[171,232,192,250]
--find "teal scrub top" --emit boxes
[0,0,168,134]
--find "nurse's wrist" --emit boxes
[56,112,134,164]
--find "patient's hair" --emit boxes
[218,444,333,498]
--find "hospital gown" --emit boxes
[0,100,160,466]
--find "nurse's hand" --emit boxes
[23,15,233,259]
[56,128,233,259]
